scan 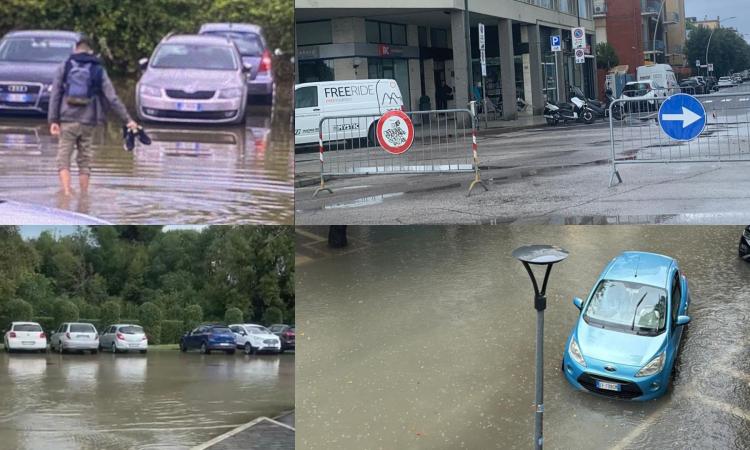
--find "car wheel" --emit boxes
[58,341,64,354]
[244,342,254,355]
[201,342,210,355]
[111,343,118,354]
[40,347,47,354]
[180,342,187,352]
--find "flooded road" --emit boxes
[296,226,750,449]
[0,350,294,449]
[0,102,293,224]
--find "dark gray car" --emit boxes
[199,23,277,105]
[0,30,79,113]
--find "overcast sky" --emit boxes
[686,0,750,43]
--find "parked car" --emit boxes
[199,23,277,105]
[620,81,662,113]
[0,30,79,113]
[717,77,737,89]
[50,322,99,354]
[739,225,750,261]
[180,323,236,354]
[136,34,249,125]
[562,252,690,400]
[99,324,148,354]
[679,79,703,95]
[229,323,281,354]
[3,321,47,353]
[269,324,295,352]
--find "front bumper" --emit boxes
[562,352,668,401]
[138,94,244,124]
[6,339,47,351]
[0,82,50,113]
[739,237,750,259]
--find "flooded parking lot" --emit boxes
[0,350,294,449]
[0,103,293,224]
[296,226,750,449]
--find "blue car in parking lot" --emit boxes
[562,252,691,400]
[180,323,236,355]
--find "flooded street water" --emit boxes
[0,80,293,224]
[0,351,294,450]
[296,226,750,449]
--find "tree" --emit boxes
[54,299,79,324]
[184,304,203,332]
[100,300,121,328]
[596,42,619,70]
[686,26,750,77]
[262,306,283,326]
[139,302,162,344]
[224,307,243,325]
[4,298,33,322]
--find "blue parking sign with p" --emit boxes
[550,35,561,52]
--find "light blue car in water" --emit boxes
[562,252,691,400]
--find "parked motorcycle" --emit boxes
[543,88,595,125]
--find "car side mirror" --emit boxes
[138,58,149,70]
[274,48,283,57]
[573,297,583,310]
[676,315,691,326]
[242,62,252,73]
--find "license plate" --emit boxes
[22,341,34,345]
[128,344,139,348]
[76,334,88,338]
[176,142,200,150]
[2,93,32,102]
[596,380,621,391]
[177,102,202,112]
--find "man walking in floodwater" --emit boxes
[48,36,137,196]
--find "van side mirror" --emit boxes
[573,297,583,310]
[676,315,691,326]
[138,58,149,70]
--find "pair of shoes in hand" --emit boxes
[123,126,152,151]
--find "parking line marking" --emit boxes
[694,393,750,422]
[716,367,750,384]
[610,407,666,450]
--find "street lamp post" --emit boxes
[706,17,737,76]
[512,245,569,450]
[653,0,666,63]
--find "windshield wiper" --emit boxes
[631,292,648,331]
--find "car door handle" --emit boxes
[313,108,320,112]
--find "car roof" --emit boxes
[112,324,141,328]
[11,321,40,325]
[161,33,235,46]
[602,252,675,289]
[3,30,81,40]
[199,23,262,34]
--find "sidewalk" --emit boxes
[475,112,549,135]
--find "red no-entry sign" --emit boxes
[376,110,414,155]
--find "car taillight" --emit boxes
[259,50,272,73]
[142,335,147,341]
[65,332,71,339]
[116,333,125,341]
[9,332,16,338]
[39,332,45,339]
[94,334,98,340]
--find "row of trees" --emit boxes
[686,26,750,77]
[0,0,293,75]
[0,226,294,344]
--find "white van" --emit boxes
[636,64,679,97]
[295,79,404,146]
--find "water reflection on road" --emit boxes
[0,106,292,224]
[0,351,294,449]
[296,226,750,450]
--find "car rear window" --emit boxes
[70,324,96,333]
[211,326,232,334]
[0,37,75,63]
[119,325,143,334]
[204,31,264,56]
[152,44,237,70]
[13,324,42,332]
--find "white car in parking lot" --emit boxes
[99,324,148,354]
[3,321,47,353]
[50,322,99,354]
[229,323,281,355]
[718,77,737,89]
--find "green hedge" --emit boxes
[160,319,185,344]
[4,298,33,322]
[33,316,56,334]
[79,318,101,331]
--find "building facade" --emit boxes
[664,0,687,67]
[295,0,597,119]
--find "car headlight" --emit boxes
[568,338,586,367]
[140,84,161,97]
[635,352,665,377]
[743,228,750,240]
[218,87,243,99]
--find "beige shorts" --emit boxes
[57,122,95,175]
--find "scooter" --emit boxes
[543,89,595,125]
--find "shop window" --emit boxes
[430,28,448,48]
[366,20,408,46]
[296,21,332,46]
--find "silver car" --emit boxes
[136,34,249,125]
[50,322,99,354]
[99,324,148,354]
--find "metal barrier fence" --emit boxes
[313,108,488,197]
[608,87,750,187]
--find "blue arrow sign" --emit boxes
[658,93,706,141]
